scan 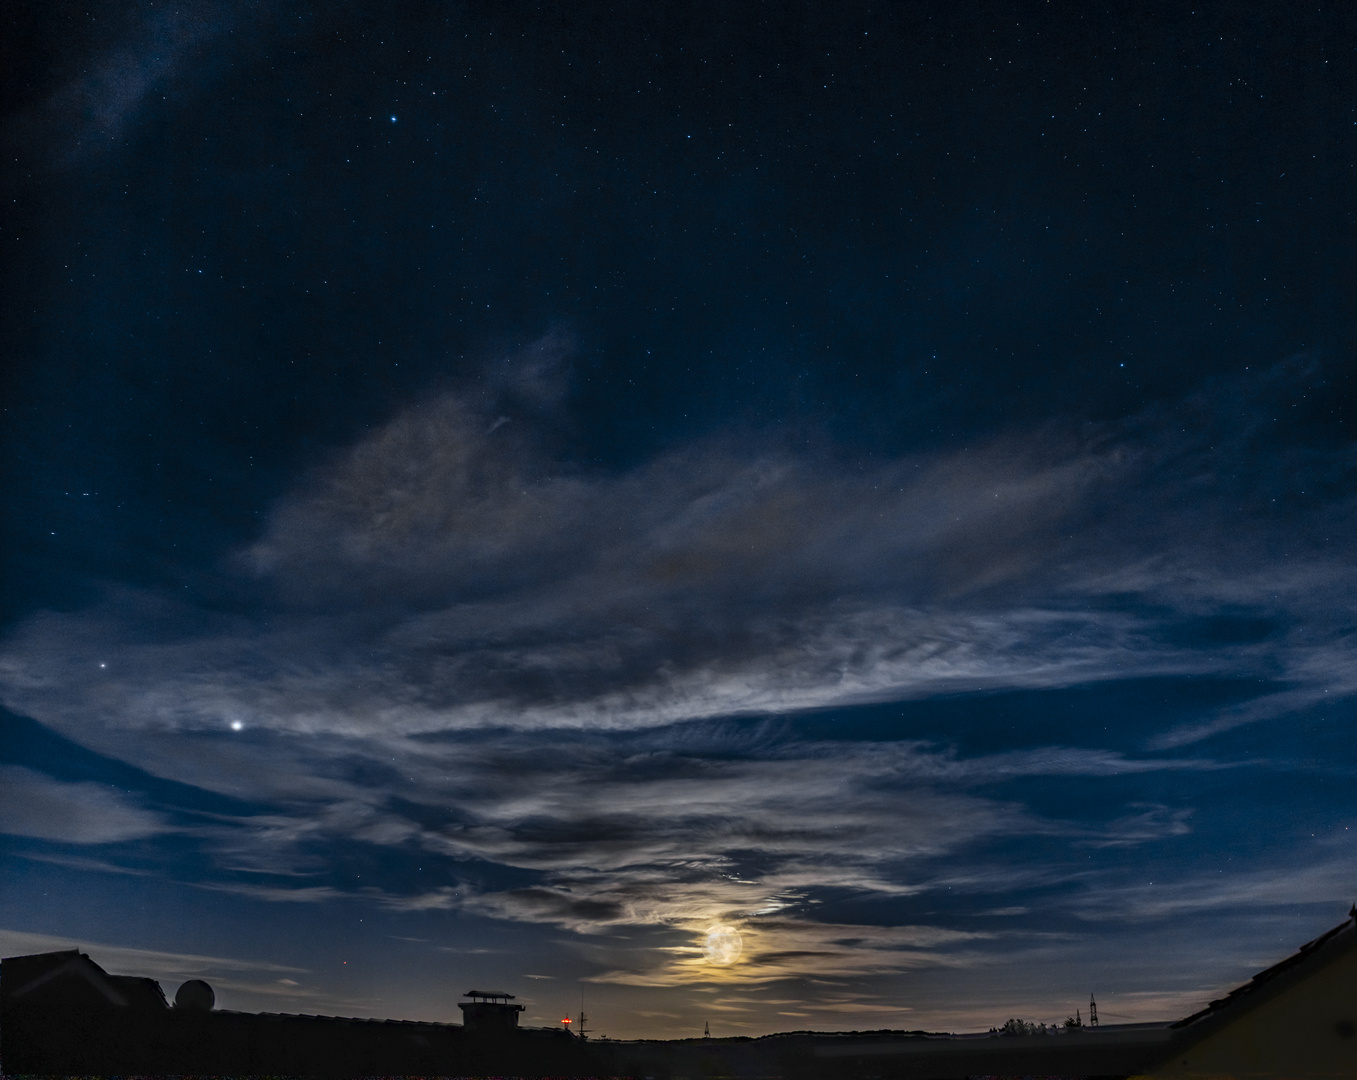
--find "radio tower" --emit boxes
[1089,994,1099,1027]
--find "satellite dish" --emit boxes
[174,979,215,1010]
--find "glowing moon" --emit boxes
[702,925,743,966]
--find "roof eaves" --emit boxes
[1171,910,1357,1030]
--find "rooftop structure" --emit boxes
[458,988,525,1033]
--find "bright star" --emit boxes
[230,721,244,731]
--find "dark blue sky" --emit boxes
[2,0,1356,1038]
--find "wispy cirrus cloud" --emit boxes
[0,349,1353,999]
[2,354,1351,750]
[590,918,995,987]
[1066,858,1357,923]
[0,765,168,844]
[5,0,282,166]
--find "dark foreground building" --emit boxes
[3,909,1355,1078]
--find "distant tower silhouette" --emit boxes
[704,1020,710,1038]
[458,990,524,1032]
[1089,994,1099,1027]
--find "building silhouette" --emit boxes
[458,989,525,1032]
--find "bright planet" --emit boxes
[703,926,743,966]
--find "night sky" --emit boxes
[2,0,1356,1039]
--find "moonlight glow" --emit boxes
[702,925,743,966]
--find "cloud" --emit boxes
[0,355,1353,995]
[190,881,348,904]
[4,360,1352,753]
[16,852,159,876]
[588,918,994,987]
[0,765,168,843]
[5,0,252,165]
[1078,804,1194,848]
[108,730,1240,988]
[1068,858,1357,922]
[1149,675,1357,750]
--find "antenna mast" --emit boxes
[1089,994,1099,1027]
